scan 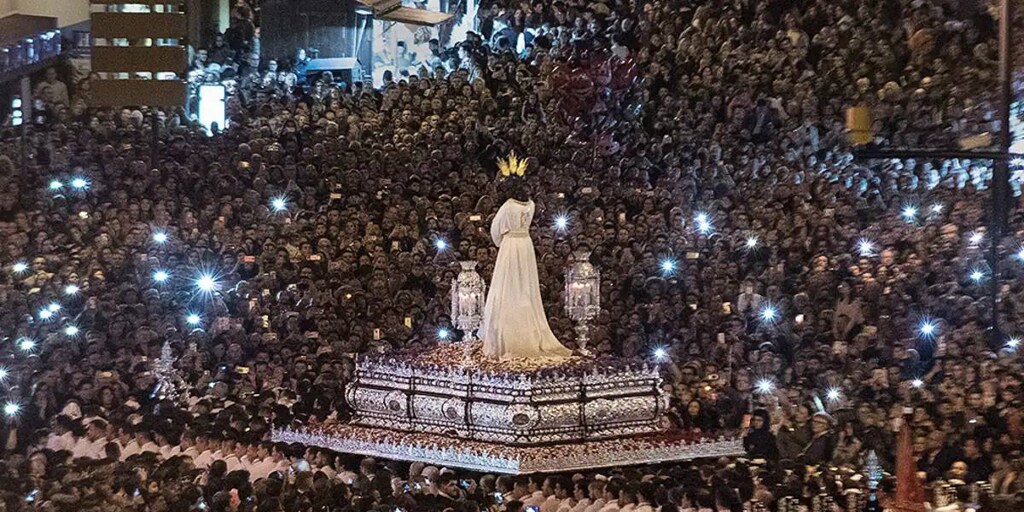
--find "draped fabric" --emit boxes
[481,199,572,361]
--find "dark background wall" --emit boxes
[260,0,357,63]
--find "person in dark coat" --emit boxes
[743,409,780,462]
[777,405,813,461]
[917,430,961,481]
[680,400,720,433]
[800,412,836,466]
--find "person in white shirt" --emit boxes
[42,416,79,452]
[247,443,279,479]
[510,478,531,502]
[134,430,161,455]
[735,279,765,318]
[582,480,607,512]
[222,441,246,473]
[560,480,594,512]
[633,483,656,512]
[267,444,292,477]
[616,486,638,512]
[34,68,70,107]
[180,432,200,461]
[666,486,693,511]
[596,481,622,512]
[155,431,180,459]
[523,475,547,508]
[239,443,260,473]
[208,437,227,464]
[495,475,517,505]
[312,449,338,480]
[71,419,108,459]
[193,436,217,469]
[541,477,572,512]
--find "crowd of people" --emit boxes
[1,0,1023,510]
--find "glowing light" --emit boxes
[745,236,759,249]
[969,231,984,245]
[0,368,7,381]
[694,212,713,234]
[755,378,775,394]
[653,347,668,360]
[47,303,61,313]
[63,284,80,296]
[152,231,169,244]
[11,262,28,274]
[18,339,35,351]
[1018,247,1024,261]
[70,177,89,190]
[554,215,569,231]
[1007,337,1020,349]
[969,269,985,283]
[38,309,53,320]
[826,388,842,401]
[930,203,943,214]
[911,379,924,388]
[63,325,79,337]
[3,402,19,417]
[857,239,875,257]
[437,328,450,340]
[195,273,219,293]
[152,270,170,283]
[759,305,779,322]
[434,238,448,251]
[270,197,288,212]
[186,313,202,326]
[918,320,937,338]
[48,180,63,190]
[660,259,676,273]
[901,205,918,221]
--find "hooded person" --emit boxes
[743,409,780,462]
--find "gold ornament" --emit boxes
[498,152,528,177]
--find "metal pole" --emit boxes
[990,0,1013,346]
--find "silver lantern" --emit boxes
[451,260,486,362]
[564,250,601,355]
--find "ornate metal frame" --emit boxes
[346,349,668,445]
[274,425,744,474]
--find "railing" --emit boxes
[0,30,62,76]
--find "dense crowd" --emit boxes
[1,0,1023,510]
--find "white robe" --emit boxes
[481,199,571,360]
[43,432,77,452]
[583,499,606,512]
[523,491,547,508]
[71,438,104,459]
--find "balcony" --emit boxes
[0,14,63,81]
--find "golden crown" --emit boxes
[497,152,528,178]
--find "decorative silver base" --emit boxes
[345,343,668,446]
[274,425,744,474]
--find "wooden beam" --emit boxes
[89,79,187,107]
[91,12,186,39]
[92,46,187,73]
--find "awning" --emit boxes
[357,0,453,26]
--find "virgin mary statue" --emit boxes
[480,156,572,361]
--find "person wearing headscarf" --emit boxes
[743,409,780,462]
